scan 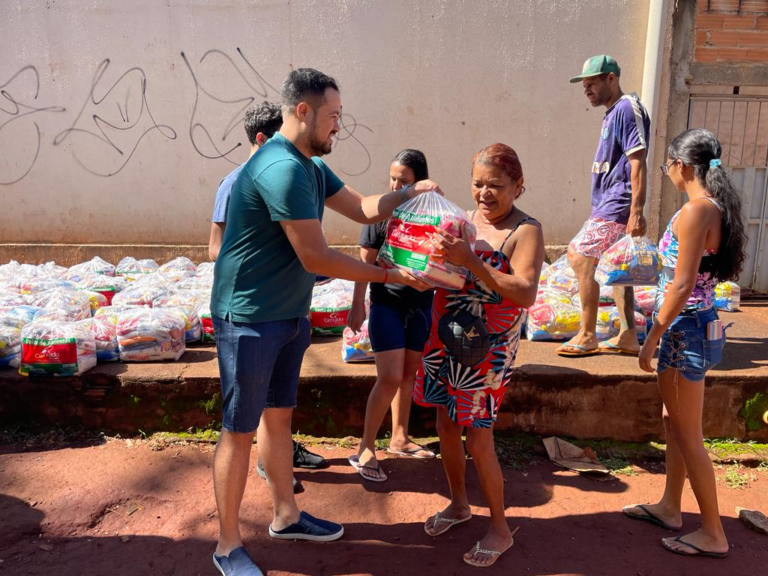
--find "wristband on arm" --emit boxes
[382,268,389,284]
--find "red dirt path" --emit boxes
[1,439,765,576]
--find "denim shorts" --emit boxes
[654,306,724,382]
[213,314,310,433]
[368,302,432,353]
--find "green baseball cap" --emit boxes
[569,55,621,83]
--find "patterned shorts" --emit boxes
[568,218,626,260]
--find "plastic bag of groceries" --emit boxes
[310,279,354,335]
[599,285,616,305]
[17,278,76,295]
[157,257,197,283]
[533,287,572,308]
[116,308,186,361]
[597,307,648,343]
[195,262,215,277]
[538,262,552,286]
[30,289,92,322]
[378,191,477,290]
[0,326,22,368]
[116,257,159,279]
[198,302,215,343]
[0,288,26,307]
[94,305,143,323]
[0,305,43,330]
[546,255,579,295]
[525,301,582,341]
[76,273,126,306]
[78,317,119,362]
[66,256,116,281]
[166,306,202,343]
[714,281,740,312]
[112,282,168,307]
[634,286,657,317]
[341,320,374,363]
[595,236,661,286]
[19,320,97,376]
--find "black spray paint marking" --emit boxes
[53,59,177,177]
[0,65,66,185]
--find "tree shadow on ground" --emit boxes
[2,489,766,576]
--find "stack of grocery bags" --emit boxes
[0,256,214,376]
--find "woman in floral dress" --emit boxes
[415,143,544,568]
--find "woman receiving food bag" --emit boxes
[415,144,544,568]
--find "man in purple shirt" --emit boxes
[558,55,650,357]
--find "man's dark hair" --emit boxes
[244,101,283,146]
[281,68,339,114]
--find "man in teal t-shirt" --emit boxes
[211,68,440,576]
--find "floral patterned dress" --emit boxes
[413,218,534,428]
[655,198,721,313]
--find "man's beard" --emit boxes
[308,119,334,156]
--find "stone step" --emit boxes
[2,304,767,443]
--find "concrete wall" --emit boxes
[1,0,650,253]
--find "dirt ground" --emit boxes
[1,437,766,576]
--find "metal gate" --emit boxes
[688,95,768,293]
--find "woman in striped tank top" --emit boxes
[623,129,747,559]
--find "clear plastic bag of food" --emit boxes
[714,281,740,312]
[197,302,215,343]
[595,235,661,286]
[112,283,168,307]
[599,285,616,305]
[30,289,92,322]
[157,257,197,283]
[20,320,97,376]
[195,262,215,278]
[634,286,657,317]
[116,257,159,279]
[525,301,582,341]
[0,288,26,307]
[77,317,119,362]
[546,255,579,295]
[0,305,44,330]
[76,273,126,306]
[341,320,374,363]
[164,306,202,343]
[310,279,354,335]
[0,325,22,368]
[66,256,116,281]
[116,308,186,361]
[533,287,573,308]
[538,262,552,286]
[378,191,477,290]
[17,278,77,295]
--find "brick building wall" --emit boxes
[695,0,768,63]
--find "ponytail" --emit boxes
[668,129,747,282]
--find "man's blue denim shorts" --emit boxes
[213,314,310,434]
[654,306,724,382]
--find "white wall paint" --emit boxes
[0,0,650,245]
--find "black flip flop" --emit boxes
[662,536,729,559]
[622,504,681,531]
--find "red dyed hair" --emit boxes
[471,143,523,182]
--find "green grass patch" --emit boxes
[719,463,756,489]
[739,393,768,432]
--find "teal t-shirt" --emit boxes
[211,133,344,323]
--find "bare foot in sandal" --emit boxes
[463,525,517,568]
[424,502,471,536]
[348,453,387,482]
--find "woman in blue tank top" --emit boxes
[623,129,747,559]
